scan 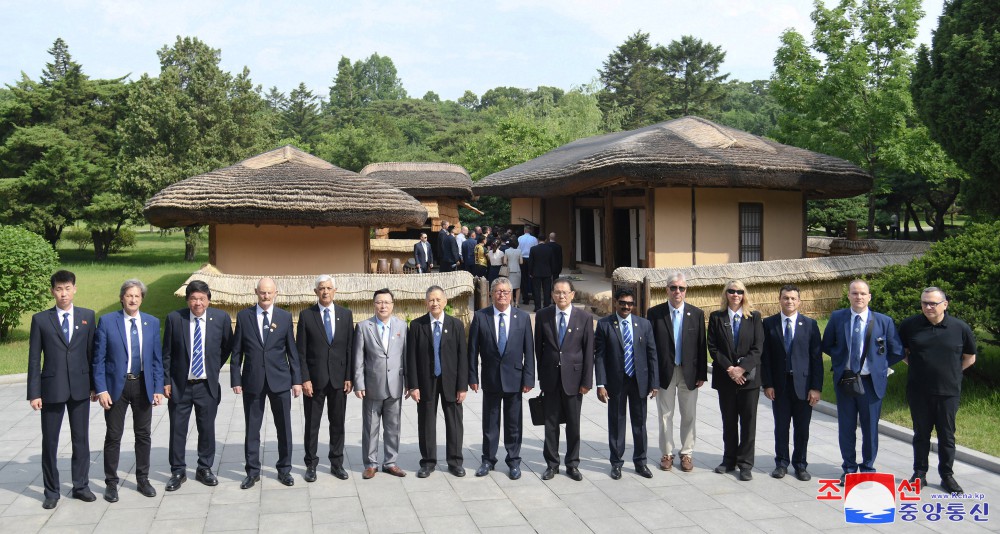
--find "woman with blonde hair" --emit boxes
[707,280,764,482]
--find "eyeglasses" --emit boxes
[617,300,636,307]
[493,290,512,296]
[726,289,745,295]
[552,291,573,297]
[921,300,944,308]
[669,285,687,292]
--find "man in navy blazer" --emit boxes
[761,284,822,481]
[413,233,435,273]
[162,280,232,491]
[93,279,164,503]
[822,279,904,484]
[231,277,302,489]
[595,287,658,480]
[27,270,96,509]
[468,277,535,480]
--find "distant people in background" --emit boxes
[529,235,556,310]
[439,226,461,272]
[475,226,482,236]
[437,220,450,261]
[487,239,505,285]
[414,233,435,273]
[517,226,538,305]
[547,233,563,278]
[483,226,492,240]
[504,245,524,304]
[890,213,900,239]
[455,226,467,249]
[461,230,478,271]
[474,235,489,278]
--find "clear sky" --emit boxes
[1,0,946,102]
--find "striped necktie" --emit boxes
[623,319,634,377]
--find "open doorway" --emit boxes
[613,208,646,269]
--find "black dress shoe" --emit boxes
[635,464,653,478]
[137,479,157,497]
[166,474,187,492]
[739,469,753,481]
[714,463,735,474]
[42,497,58,509]
[104,484,119,503]
[240,475,260,489]
[303,467,317,483]
[417,466,433,478]
[331,466,349,480]
[909,471,928,489]
[475,463,493,477]
[610,466,622,480]
[541,466,558,480]
[508,467,521,480]
[839,472,848,487]
[941,475,964,494]
[794,469,811,481]
[72,488,96,502]
[278,473,295,486]
[770,467,787,479]
[566,467,583,481]
[196,469,218,486]
[448,465,465,477]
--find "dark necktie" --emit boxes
[324,308,334,344]
[129,318,141,375]
[61,312,70,343]
[732,314,741,346]
[262,310,270,344]
[623,318,634,377]
[558,312,567,346]
[497,313,507,355]
[784,317,793,373]
[850,314,862,372]
[673,308,682,366]
[192,317,204,378]
[433,320,442,377]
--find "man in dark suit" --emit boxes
[547,233,563,279]
[761,284,822,481]
[439,225,461,273]
[646,273,706,473]
[535,278,594,482]
[436,220,450,262]
[413,233,435,273]
[407,286,468,478]
[93,279,164,503]
[27,270,96,509]
[530,236,556,310]
[162,280,232,491]
[595,287,658,480]
[461,230,478,271]
[231,277,302,489]
[822,279,904,485]
[297,274,353,482]
[469,277,535,480]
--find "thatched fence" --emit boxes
[174,266,475,327]
[613,252,923,318]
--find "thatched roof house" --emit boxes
[474,116,872,276]
[144,145,427,275]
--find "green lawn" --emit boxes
[0,228,205,375]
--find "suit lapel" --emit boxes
[180,309,192,363]
[116,311,129,350]
[48,309,70,347]
[485,309,499,353]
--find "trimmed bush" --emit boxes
[109,227,136,254]
[0,225,60,340]
[62,226,92,250]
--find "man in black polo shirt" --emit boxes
[899,287,976,495]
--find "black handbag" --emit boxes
[838,318,874,397]
[528,392,565,426]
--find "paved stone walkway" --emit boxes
[0,371,997,533]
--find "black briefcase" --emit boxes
[528,393,566,426]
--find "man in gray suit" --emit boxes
[354,288,408,479]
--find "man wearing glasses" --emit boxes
[595,288,658,480]
[899,287,976,494]
[646,273,706,473]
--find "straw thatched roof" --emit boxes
[360,162,474,199]
[144,146,428,228]
[806,236,933,256]
[474,116,871,199]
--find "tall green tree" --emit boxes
[598,31,668,129]
[912,0,1000,217]
[659,35,729,116]
[280,82,322,148]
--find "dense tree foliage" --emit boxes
[0,224,59,340]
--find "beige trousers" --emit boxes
[657,366,699,456]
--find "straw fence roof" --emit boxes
[360,162,474,199]
[613,253,921,288]
[370,238,421,253]
[175,265,474,306]
[806,237,933,256]
[474,116,871,199]
[144,146,428,228]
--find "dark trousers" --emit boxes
[532,276,553,310]
[542,375,583,468]
[303,381,348,469]
[168,380,218,474]
[41,398,90,499]
[481,390,523,468]
[417,376,464,469]
[717,384,760,470]
[440,262,456,273]
[521,258,533,303]
[608,375,647,468]
[835,374,881,472]
[772,374,813,471]
[243,381,292,477]
[104,377,152,485]
[908,389,959,477]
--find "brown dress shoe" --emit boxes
[680,455,694,472]
[659,455,673,471]
[362,467,377,479]
[382,465,406,477]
